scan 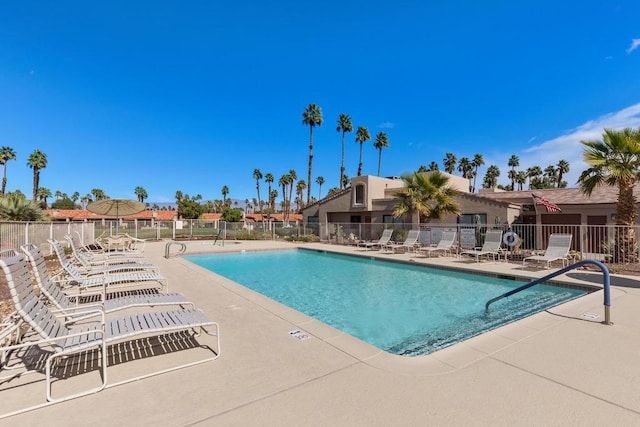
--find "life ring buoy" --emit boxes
[503,231,518,247]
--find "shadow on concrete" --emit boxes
[566,272,640,289]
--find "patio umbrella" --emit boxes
[87,199,146,235]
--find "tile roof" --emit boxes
[477,184,640,206]
[46,209,178,221]
[202,213,222,221]
[243,213,303,222]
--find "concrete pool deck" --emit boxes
[2,239,640,425]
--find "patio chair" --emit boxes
[50,238,156,276]
[103,234,145,253]
[523,234,573,269]
[382,230,421,254]
[0,253,219,408]
[358,229,393,251]
[123,233,147,252]
[21,244,192,322]
[70,231,146,258]
[460,230,504,262]
[64,234,153,271]
[415,231,458,258]
[48,239,168,296]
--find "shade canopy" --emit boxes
[87,199,146,218]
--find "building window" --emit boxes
[350,216,362,223]
[458,214,487,225]
[353,184,366,205]
[383,215,403,225]
[307,216,319,223]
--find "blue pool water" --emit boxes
[185,249,588,356]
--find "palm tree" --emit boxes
[355,126,371,176]
[526,166,542,189]
[428,161,439,171]
[0,146,16,196]
[279,174,290,218]
[471,154,484,193]
[336,113,353,189]
[443,153,457,174]
[91,188,107,201]
[264,173,274,212]
[316,176,325,199]
[393,171,460,223]
[482,165,500,189]
[253,169,263,214]
[296,180,307,211]
[342,173,350,189]
[288,169,297,220]
[27,149,47,200]
[71,191,80,207]
[37,187,52,207]
[507,154,519,190]
[81,194,93,209]
[515,171,527,191]
[543,165,557,188]
[556,160,570,188]
[458,157,473,191]
[302,103,323,203]
[373,132,389,176]
[221,185,229,207]
[579,127,640,262]
[269,189,278,212]
[134,186,148,203]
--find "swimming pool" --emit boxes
[185,249,589,356]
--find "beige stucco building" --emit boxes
[301,173,639,251]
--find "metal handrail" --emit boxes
[164,241,187,259]
[213,229,224,246]
[485,260,612,325]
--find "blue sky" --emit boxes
[1,1,639,204]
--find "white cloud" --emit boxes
[626,38,640,54]
[489,103,640,187]
[527,136,537,143]
[378,121,394,129]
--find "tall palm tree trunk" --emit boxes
[307,128,313,204]
[357,143,363,176]
[340,132,345,189]
[616,179,638,263]
[32,169,39,200]
[1,164,7,196]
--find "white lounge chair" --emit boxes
[382,230,421,254]
[64,234,154,271]
[358,229,394,251]
[48,239,167,296]
[68,231,146,260]
[415,231,457,258]
[21,244,191,322]
[523,234,573,269]
[460,230,504,262]
[0,253,219,408]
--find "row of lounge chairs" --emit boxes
[357,229,574,268]
[0,234,220,417]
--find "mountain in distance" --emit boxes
[145,199,247,210]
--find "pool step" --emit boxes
[387,291,578,356]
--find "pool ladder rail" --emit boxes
[485,260,612,325]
